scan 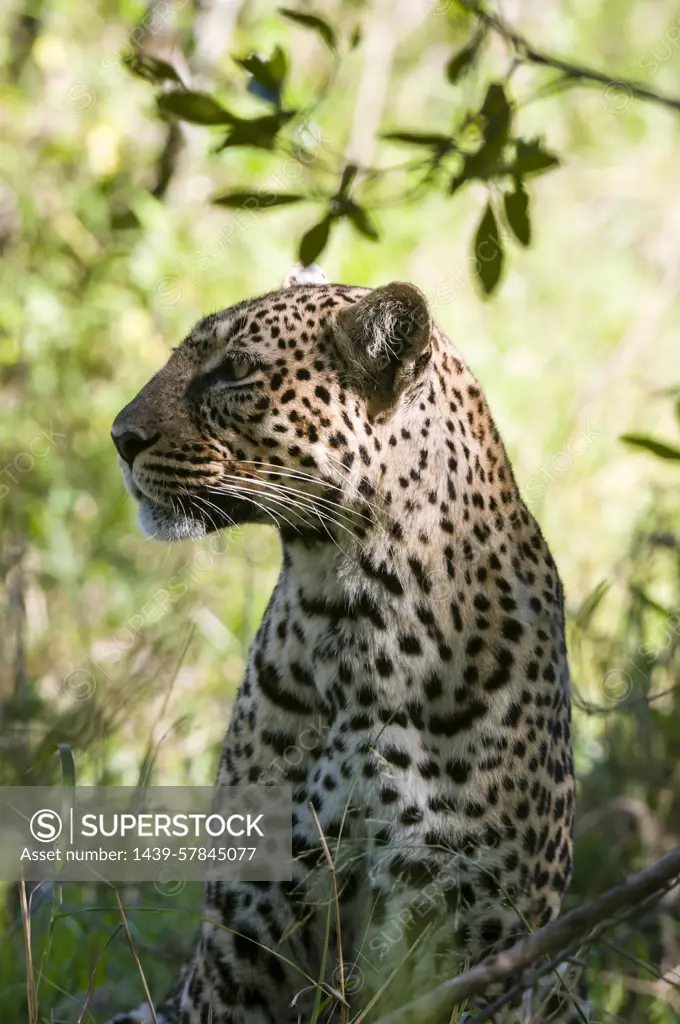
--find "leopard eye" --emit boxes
[230,360,253,381]
[214,358,256,384]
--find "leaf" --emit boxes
[446,24,486,84]
[344,201,379,240]
[509,137,560,177]
[382,130,455,148]
[620,434,680,460]
[503,183,531,246]
[56,744,76,790]
[349,25,362,49]
[279,8,337,51]
[338,164,358,196]
[110,207,141,230]
[122,53,184,85]
[479,82,512,147]
[234,47,289,106]
[450,138,499,190]
[299,215,333,264]
[473,202,504,296]
[446,34,484,85]
[28,743,76,789]
[450,82,511,193]
[446,43,477,84]
[158,91,235,125]
[213,191,306,209]
[219,111,296,150]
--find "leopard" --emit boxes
[108,263,584,1024]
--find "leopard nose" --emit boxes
[111,428,159,467]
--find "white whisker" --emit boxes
[206,483,366,562]
[214,473,367,530]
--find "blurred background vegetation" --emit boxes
[2,0,680,1019]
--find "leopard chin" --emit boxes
[137,498,209,541]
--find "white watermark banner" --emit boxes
[0,786,292,883]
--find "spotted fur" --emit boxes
[109,279,583,1023]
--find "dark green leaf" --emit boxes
[299,215,333,264]
[344,201,379,240]
[213,191,306,209]
[446,43,476,84]
[508,137,560,177]
[279,8,337,51]
[450,149,490,192]
[450,82,511,193]
[234,47,288,105]
[110,207,141,230]
[620,434,680,460]
[57,744,77,789]
[122,53,184,84]
[503,183,531,246]
[473,202,504,296]
[29,743,77,788]
[479,82,512,147]
[450,142,500,192]
[446,34,483,84]
[382,130,455,148]
[446,24,486,84]
[269,45,288,85]
[349,25,362,49]
[338,164,358,196]
[158,91,235,125]
[219,111,295,150]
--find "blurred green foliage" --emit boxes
[2,0,680,1019]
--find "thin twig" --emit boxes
[310,803,350,1024]
[19,877,38,1024]
[76,924,125,1024]
[114,890,159,1024]
[602,940,680,995]
[458,0,680,114]
[572,681,680,715]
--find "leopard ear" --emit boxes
[334,282,431,402]
[282,262,329,288]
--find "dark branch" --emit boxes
[572,682,680,715]
[458,0,680,115]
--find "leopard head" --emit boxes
[111,266,433,542]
